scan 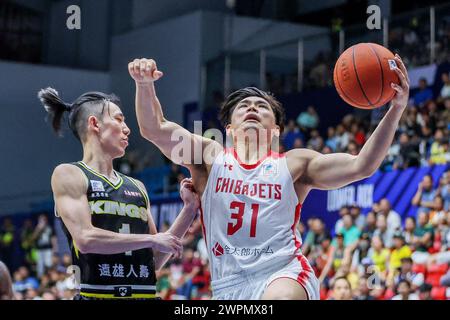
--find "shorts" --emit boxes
[211,255,320,300]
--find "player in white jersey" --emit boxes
[128,55,410,299]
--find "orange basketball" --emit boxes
[333,43,400,109]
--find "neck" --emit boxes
[233,141,272,164]
[82,142,115,179]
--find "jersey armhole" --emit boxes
[54,162,89,218]
[126,176,150,208]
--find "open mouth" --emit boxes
[244,114,260,122]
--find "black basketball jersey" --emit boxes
[59,161,157,299]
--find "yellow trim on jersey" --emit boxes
[72,240,80,259]
[79,292,157,299]
[127,177,150,208]
[78,161,124,190]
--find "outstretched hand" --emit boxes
[390,54,410,109]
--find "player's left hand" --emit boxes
[390,54,410,109]
[180,178,200,211]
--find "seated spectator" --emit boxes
[328,277,353,300]
[437,72,450,103]
[402,217,416,246]
[355,276,376,300]
[429,129,448,164]
[391,279,419,300]
[413,78,433,108]
[393,257,424,291]
[307,129,324,151]
[418,283,433,300]
[350,122,366,146]
[368,236,390,276]
[349,205,365,231]
[346,141,359,156]
[302,218,328,256]
[412,211,434,252]
[325,126,338,152]
[0,218,15,271]
[411,174,437,214]
[389,232,412,274]
[296,105,319,130]
[437,170,450,211]
[377,198,402,233]
[331,233,346,272]
[334,206,350,236]
[396,133,421,168]
[335,124,350,152]
[362,211,377,238]
[373,214,394,249]
[282,119,304,150]
[338,214,361,247]
[350,233,371,274]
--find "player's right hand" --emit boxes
[150,232,182,258]
[128,58,163,84]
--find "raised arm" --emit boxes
[289,54,410,190]
[141,178,200,270]
[51,164,182,255]
[129,58,221,168]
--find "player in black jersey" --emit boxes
[38,88,200,300]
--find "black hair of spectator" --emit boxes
[219,87,285,133]
[38,87,121,141]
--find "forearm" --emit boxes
[412,190,422,205]
[135,82,165,139]
[154,204,198,269]
[355,105,407,176]
[79,227,155,255]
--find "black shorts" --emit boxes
[73,294,161,301]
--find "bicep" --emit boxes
[150,120,222,168]
[305,152,362,190]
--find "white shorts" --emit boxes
[211,255,320,300]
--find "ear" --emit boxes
[225,124,232,137]
[87,115,101,134]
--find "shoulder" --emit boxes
[286,148,320,161]
[51,163,87,194]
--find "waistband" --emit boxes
[211,255,294,293]
[79,283,156,299]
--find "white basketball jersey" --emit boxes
[200,148,303,282]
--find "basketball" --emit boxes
[333,43,400,109]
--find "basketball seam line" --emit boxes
[352,46,374,107]
[367,43,384,105]
[333,63,362,107]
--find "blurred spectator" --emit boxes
[355,276,376,300]
[362,211,377,238]
[438,72,450,103]
[402,217,417,245]
[20,219,36,270]
[412,211,434,253]
[349,205,365,231]
[164,164,185,194]
[389,232,412,275]
[413,78,433,108]
[12,266,39,294]
[303,218,328,257]
[437,170,450,211]
[32,215,56,278]
[377,198,401,233]
[429,129,448,164]
[393,257,424,291]
[368,236,390,276]
[418,283,433,300]
[328,277,352,300]
[282,120,304,151]
[338,214,361,247]
[296,106,319,130]
[335,124,350,152]
[412,174,437,214]
[391,279,419,300]
[325,127,338,152]
[307,129,324,151]
[0,218,15,271]
[0,260,14,300]
[334,206,350,236]
[373,214,394,249]
[396,133,421,168]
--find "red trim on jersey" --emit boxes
[291,203,302,253]
[225,147,286,170]
[199,204,207,249]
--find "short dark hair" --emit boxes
[38,87,121,141]
[219,87,286,133]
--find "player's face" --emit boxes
[98,103,130,158]
[227,96,279,141]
